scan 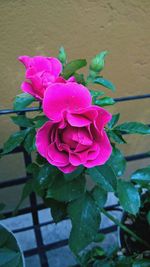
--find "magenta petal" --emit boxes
[48,57,62,77]
[18,56,31,68]
[43,83,92,121]
[67,107,98,127]
[67,76,76,82]
[36,121,54,158]
[67,113,91,127]
[21,81,35,96]
[69,149,89,166]
[77,128,93,146]
[58,164,77,173]
[84,131,112,167]
[62,126,78,149]
[30,56,53,72]
[47,142,69,167]
[87,143,100,161]
[69,153,82,166]
[95,106,112,130]
[55,77,66,83]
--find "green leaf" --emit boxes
[115,122,150,135]
[46,175,86,202]
[14,179,34,212]
[107,147,126,177]
[62,59,87,79]
[26,162,40,176]
[34,115,48,128]
[0,203,5,212]
[13,93,35,110]
[11,115,34,127]
[23,128,36,153]
[34,164,58,197]
[133,259,150,267]
[68,192,100,254]
[92,186,107,207]
[2,129,29,154]
[147,211,150,225]
[36,153,47,165]
[45,198,68,223]
[90,90,104,104]
[64,165,84,181]
[81,246,105,266]
[0,249,21,267]
[58,46,67,65]
[131,166,150,187]
[108,130,126,144]
[0,203,5,219]
[88,164,117,192]
[73,73,86,85]
[117,180,140,215]
[94,77,116,91]
[95,97,115,107]
[108,113,120,128]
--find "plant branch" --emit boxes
[100,208,150,250]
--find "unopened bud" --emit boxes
[90,51,108,73]
[58,46,67,65]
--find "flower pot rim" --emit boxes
[0,222,25,267]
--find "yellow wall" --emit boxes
[0,0,149,209]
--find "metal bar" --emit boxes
[114,94,150,102]
[0,177,28,189]
[3,203,45,218]
[0,94,150,115]
[0,106,41,115]
[18,110,49,267]
[23,224,118,257]
[125,153,150,161]
[22,148,49,267]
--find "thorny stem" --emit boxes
[100,208,150,250]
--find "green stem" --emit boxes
[100,208,150,250]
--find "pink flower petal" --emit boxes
[69,150,88,166]
[47,142,69,167]
[21,81,35,97]
[84,131,112,167]
[35,121,54,157]
[43,83,92,121]
[29,56,53,72]
[55,76,66,83]
[77,128,93,146]
[87,143,100,161]
[67,107,98,127]
[58,164,77,173]
[67,113,91,127]
[68,76,76,82]
[21,81,43,101]
[69,153,82,166]
[94,105,112,130]
[48,57,62,77]
[18,56,31,68]
[62,126,78,149]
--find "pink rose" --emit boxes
[18,55,70,100]
[36,83,112,173]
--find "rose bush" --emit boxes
[2,48,150,264]
[36,82,112,173]
[19,55,75,100]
